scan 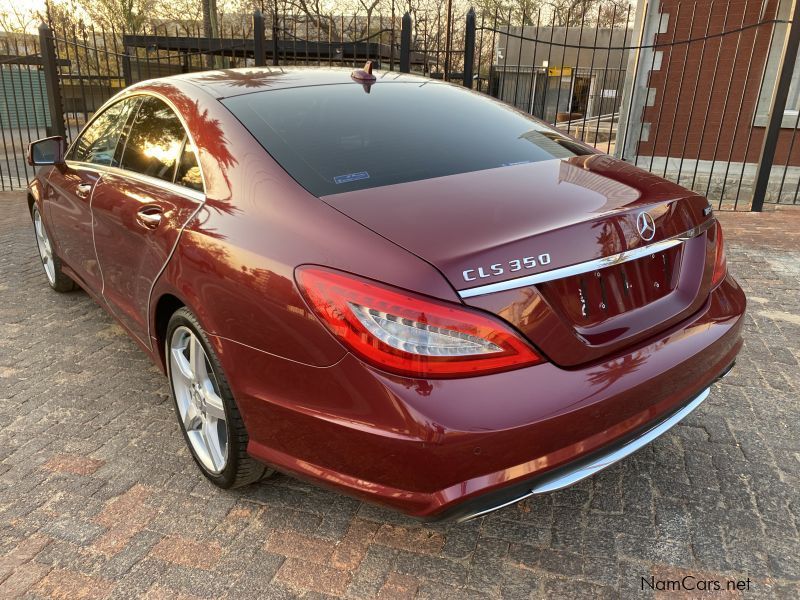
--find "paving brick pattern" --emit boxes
[1,191,798,598]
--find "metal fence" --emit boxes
[47,11,416,145]
[1,10,414,192]
[0,33,56,190]
[2,1,800,212]
[471,5,634,154]
[465,0,800,211]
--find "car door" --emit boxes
[91,95,204,346]
[46,98,138,291]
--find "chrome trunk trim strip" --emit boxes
[458,220,713,299]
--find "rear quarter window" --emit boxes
[222,81,592,197]
[120,96,186,182]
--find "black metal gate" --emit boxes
[0,33,59,191]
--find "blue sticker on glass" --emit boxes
[334,171,370,184]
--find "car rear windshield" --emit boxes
[223,81,593,197]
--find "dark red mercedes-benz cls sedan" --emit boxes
[26,66,745,521]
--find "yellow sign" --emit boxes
[547,67,573,77]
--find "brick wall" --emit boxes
[637,0,800,167]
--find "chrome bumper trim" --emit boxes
[457,385,711,522]
[530,386,710,494]
[455,490,537,522]
[458,220,713,299]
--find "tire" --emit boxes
[31,204,75,293]
[165,307,272,488]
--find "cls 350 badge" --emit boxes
[463,253,552,282]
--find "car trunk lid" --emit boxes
[321,155,716,367]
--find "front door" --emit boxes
[47,98,137,291]
[91,95,204,346]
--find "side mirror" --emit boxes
[27,136,66,166]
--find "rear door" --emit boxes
[46,98,136,291]
[91,95,204,346]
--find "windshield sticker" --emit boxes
[334,171,370,185]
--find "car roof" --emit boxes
[165,66,435,99]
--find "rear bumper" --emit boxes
[218,274,745,520]
[444,362,733,522]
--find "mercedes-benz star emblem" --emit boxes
[636,211,656,241]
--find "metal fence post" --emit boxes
[400,12,411,73]
[751,0,800,211]
[390,2,396,71]
[615,0,651,161]
[122,49,133,86]
[463,8,476,88]
[272,23,279,66]
[444,0,453,79]
[120,28,133,87]
[38,22,66,138]
[253,11,265,66]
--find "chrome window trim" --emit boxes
[66,160,205,203]
[65,90,208,195]
[458,220,714,299]
[64,96,137,164]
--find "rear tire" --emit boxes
[31,204,75,293]
[166,307,273,488]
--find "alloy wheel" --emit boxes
[33,207,56,285]
[169,326,229,474]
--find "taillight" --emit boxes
[295,266,544,378]
[711,221,727,287]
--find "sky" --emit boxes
[0,0,45,15]
[0,0,47,32]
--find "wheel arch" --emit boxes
[27,176,44,214]
[149,243,226,374]
[153,293,186,369]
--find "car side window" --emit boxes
[174,139,203,192]
[120,96,186,183]
[67,98,136,166]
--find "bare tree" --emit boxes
[473,0,545,26]
[40,0,85,33]
[545,1,633,28]
[202,0,220,38]
[150,0,204,34]
[74,0,149,33]
[0,5,39,33]
[471,0,632,28]
[201,0,220,67]
[358,0,382,36]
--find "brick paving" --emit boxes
[1,190,798,599]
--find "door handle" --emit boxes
[137,207,163,229]
[76,183,93,199]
